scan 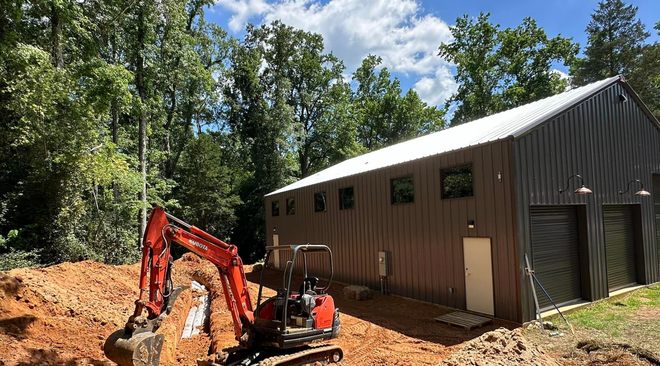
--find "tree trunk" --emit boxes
[137,5,147,244]
[50,1,63,68]
[299,141,311,178]
[111,32,119,204]
[163,87,176,178]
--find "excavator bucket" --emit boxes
[104,330,165,366]
[104,286,187,366]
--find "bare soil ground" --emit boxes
[245,268,519,366]
[1,255,655,366]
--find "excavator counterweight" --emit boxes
[103,207,342,366]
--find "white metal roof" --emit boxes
[267,76,621,196]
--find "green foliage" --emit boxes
[627,22,660,120]
[441,165,474,199]
[0,249,40,271]
[497,18,579,107]
[352,55,446,149]
[438,13,501,125]
[0,0,233,269]
[439,13,579,125]
[0,230,39,271]
[174,133,241,238]
[569,1,659,119]
[0,39,140,265]
[570,0,650,84]
[391,176,414,204]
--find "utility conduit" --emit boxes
[181,281,211,339]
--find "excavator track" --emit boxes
[258,344,343,366]
[199,344,343,366]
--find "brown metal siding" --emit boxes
[265,140,522,322]
[515,82,660,322]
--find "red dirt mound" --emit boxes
[440,327,558,366]
[0,258,211,366]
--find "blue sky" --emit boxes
[207,0,659,107]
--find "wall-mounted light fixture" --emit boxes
[619,179,651,196]
[468,220,475,229]
[619,94,628,103]
[273,226,277,232]
[559,174,593,195]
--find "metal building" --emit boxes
[265,75,660,323]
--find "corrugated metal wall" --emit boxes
[654,175,660,269]
[265,140,522,322]
[515,82,660,322]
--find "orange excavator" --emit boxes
[104,207,342,366]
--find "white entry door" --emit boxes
[463,237,494,316]
[272,234,280,268]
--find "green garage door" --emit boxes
[531,206,582,309]
[603,205,637,291]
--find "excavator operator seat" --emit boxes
[299,277,319,296]
[297,277,318,320]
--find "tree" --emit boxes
[570,0,650,85]
[135,2,150,244]
[258,22,353,178]
[438,13,501,125]
[439,13,578,125]
[628,21,660,119]
[174,133,241,238]
[497,18,579,108]
[222,24,293,261]
[352,55,445,149]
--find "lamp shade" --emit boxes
[635,189,651,196]
[574,185,593,195]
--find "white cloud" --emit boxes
[551,69,569,80]
[414,67,457,107]
[215,0,273,33]
[214,0,457,106]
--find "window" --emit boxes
[286,198,296,215]
[314,192,327,212]
[391,175,414,204]
[338,187,354,210]
[441,164,474,199]
[271,200,280,217]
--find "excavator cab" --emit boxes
[252,245,341,349]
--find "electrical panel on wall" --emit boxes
[378,251,390,276]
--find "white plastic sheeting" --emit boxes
[266,76,621,196]
[181,280,210,339]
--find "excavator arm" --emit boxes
[136,207,254,337]
[105,207,255,366]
